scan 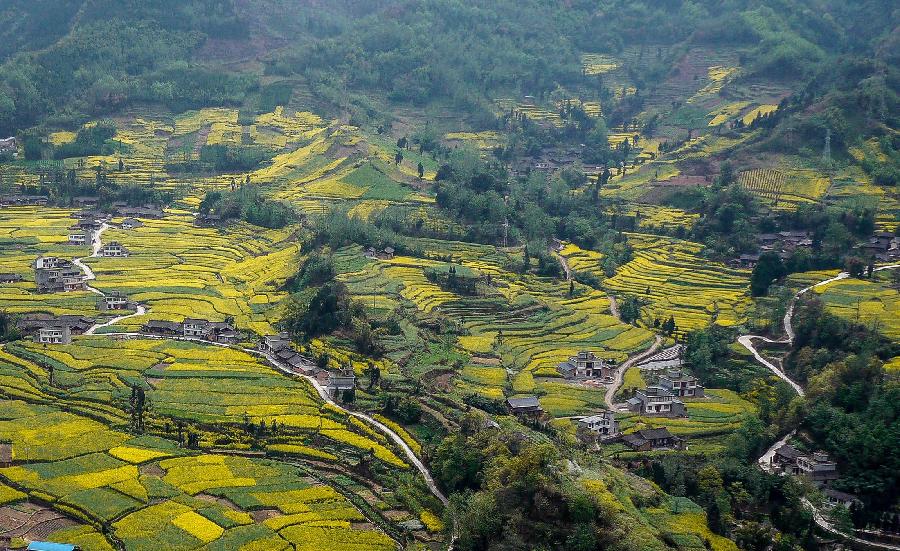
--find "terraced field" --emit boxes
[82,213,297,335]
[604,233,752,331]
[0,206,102,317]
[0,401,396,551]
[788,270,900,340]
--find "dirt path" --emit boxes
[608,294,621,321]
[604,335,663,409]
[739,265,898,397]
[552,248,572,281]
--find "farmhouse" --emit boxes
[326,370,357,396]
[36,326,72,345]
[97,291,132,311]
[73,196,100,207]
[576,410,620,437]
[142,320,182,336]
[506,396,543,417]
[0,194,47,206]
[100,241,129,257]
[259,333,291,353]
[0,136,17,154]
[626,386,687,417]
[622,428,684,451]
[35,258,85,293]
[68,225,91,246]
[120,218,144,229]
[823,488,860,508]
[0,274,23,284]
[34,256,61,270]
[770,444,839,485]
[558,351,616,380]
[771,442,803,472]
[659,370,704,397]
[796,451,839,485]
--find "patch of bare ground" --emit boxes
[0,502,76,540]
[139,463,165,477]
[250,509,282,523]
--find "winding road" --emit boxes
[740,264,900,550]
[604,335,663,409]
[71,223,150,335]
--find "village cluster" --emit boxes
[506,345,703,452]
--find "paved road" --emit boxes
[604,335,663,409]
[741,265,900,550]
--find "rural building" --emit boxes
[771,444,839,486]
[576,411,620,437]
[68,226,91,246]
[100,241,129,257]
[622,428,684,451]
[121,218,143,229]
[35,258,85,293]
[771,442,803,473]
[796,451,839,485]
[36,326,72,345]
[823,488,860,508]
[97,291,132,311]
[142,320,182,336]
[183,318,210,338]
[506,396,543,417]
[17,315,93,337]
[73,196,100,207]
[0,194,47,206]
[659,370,704,397]
[327,370,356,396]
[626,386,687,417]
[259,333,291,353]
[0,274,23,284]
[0,136,17,155]
[34,256,61,270]
[558,351,616,380]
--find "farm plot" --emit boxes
[83,212,297,335]
[801,271,900,340]
[8,337,408,468]
[738,168,830,208]
[604,233,752,331]
[0,400,394,551]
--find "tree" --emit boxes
[129,385,146,433]
[751,252,787,296]
[364,361,381,390]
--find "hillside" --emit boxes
[0,1,898,550]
